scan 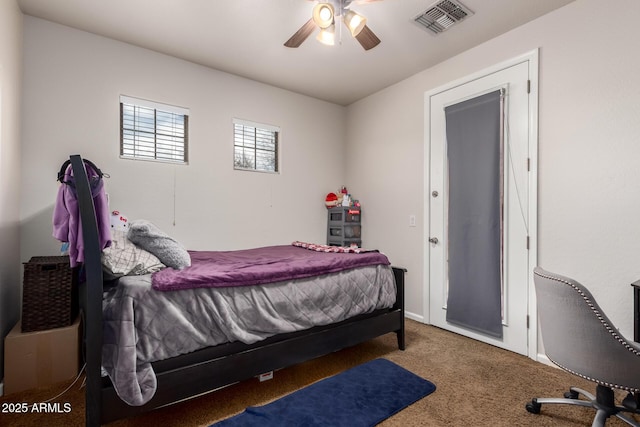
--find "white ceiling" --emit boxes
[17,0,574,105]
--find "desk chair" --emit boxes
[527,267,640,426]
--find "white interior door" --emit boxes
[425,52,537,357]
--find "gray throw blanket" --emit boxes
[101,265,396,406]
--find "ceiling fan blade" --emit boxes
[355,25,381,50]
[284,19,316,48]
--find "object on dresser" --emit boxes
[325,192,339,208]
[325,186,358,209]
[21,255,78,333]
[327,205,362,247]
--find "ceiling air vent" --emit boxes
[414,0,474,34]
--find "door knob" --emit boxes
[429,237,439,244]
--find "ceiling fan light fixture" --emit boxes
[313,3,335,29]
[284,0,381,51]
[343,10,367,37]
[316,24,336,45]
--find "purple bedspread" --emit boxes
[151,245,390,291]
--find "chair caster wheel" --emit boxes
[564,390,579,399]
[526,399,541,414]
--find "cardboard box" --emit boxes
[3,316,80,395]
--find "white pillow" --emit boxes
[102,230,165,277]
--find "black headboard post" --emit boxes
[70,155,104,426]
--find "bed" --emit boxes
[69,154,406,426]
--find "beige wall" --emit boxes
[0,0,23,382]
[346,0,640,341]
[20,17,347,263]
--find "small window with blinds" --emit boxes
[233,119,279,173]
[120,95,189,164]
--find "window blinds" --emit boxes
[120,95,189,163]
[233,118,279,172]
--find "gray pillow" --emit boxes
[127,220,191,270]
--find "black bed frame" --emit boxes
[70,154,406,426]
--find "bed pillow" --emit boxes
[127,220,191,270]
[101,230,166,277]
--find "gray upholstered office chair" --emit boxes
[527,267,640,426]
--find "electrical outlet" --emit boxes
[409,215,416,227]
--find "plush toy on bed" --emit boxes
[102,210,165,278]
[110,210,129,232]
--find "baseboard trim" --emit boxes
[404,311,424,323]
[536,354,557,368]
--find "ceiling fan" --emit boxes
[284,0,382,51]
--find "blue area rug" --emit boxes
[211,358,436,427]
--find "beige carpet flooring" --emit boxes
[1,319,638,426]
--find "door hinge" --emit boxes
[527,158,531,171]
[527,80,531,94]
[526,236,530,250]
[526,315,530,329]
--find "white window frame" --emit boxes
[233,118,280,173]
[120,95,189,164]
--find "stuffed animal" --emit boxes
[325,193,339,208]
[110,210,129,232]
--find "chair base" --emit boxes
[526,385,640,427]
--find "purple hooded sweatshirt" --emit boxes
[52,161,111,267]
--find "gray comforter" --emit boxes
[102,264,396,406]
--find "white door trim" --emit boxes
[422,49,539,360]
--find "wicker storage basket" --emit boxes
[21,256,78,333]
